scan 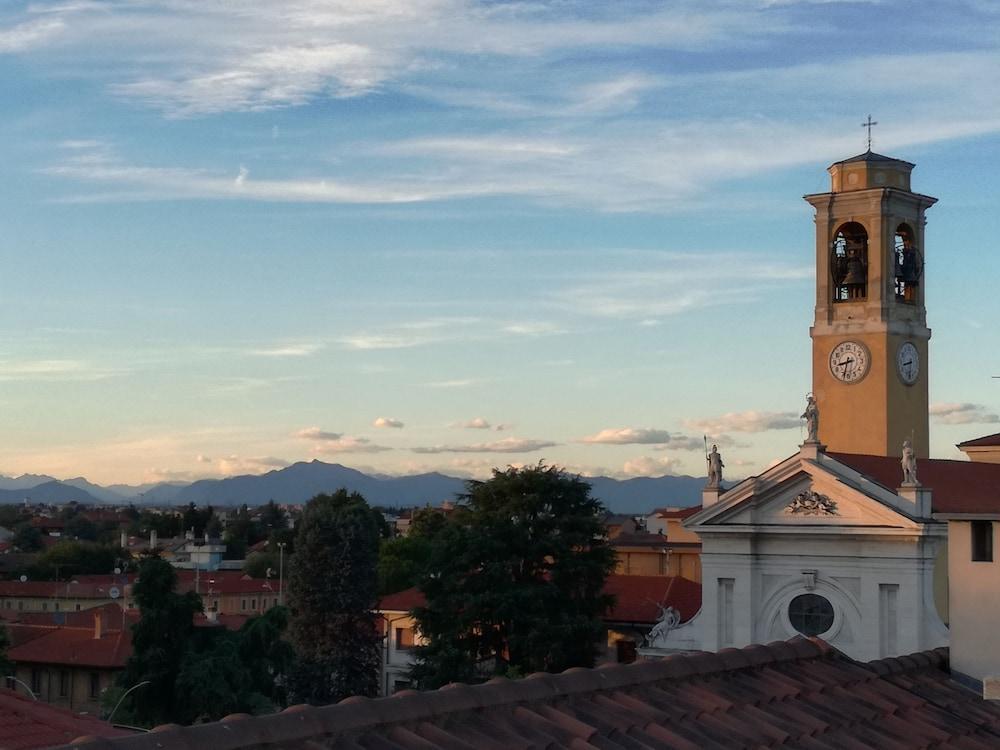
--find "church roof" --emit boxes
[832,149,914,167]
[830,452,1000,515]
[53,639,1000,750]
[957,432,1000,448]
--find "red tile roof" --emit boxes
[830,451,1000,515]
[957,432,1000,448]
[0,688,130,749]
[602,575,701,624]
[0,580,120,599]
[651,506,700,519]
[53,639,1000,750]
[8,625,131,669]
[380,575,701,625]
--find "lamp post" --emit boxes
[277,542,287,606]
[107,680,150,724]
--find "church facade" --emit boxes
[677,149,953,661]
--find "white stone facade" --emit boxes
[684,446,948,661]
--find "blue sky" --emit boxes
[1,0,999,485]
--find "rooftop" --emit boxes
[380,574,701,626]
[54,639,1000,750]
[957,432,1000,449]
[830,452,1000,515]
[0,688,130,749]
[832,149,914,167]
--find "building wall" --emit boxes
[378,610,423,696]
[948,520,1000,685]
[0,596,121,615]
[614,548,701,581]
[698,531,947,662]
[12,663,117,715]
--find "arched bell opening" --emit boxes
[830,222,868,303]
[894,223,921,304]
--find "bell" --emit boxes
[898,251,920,283]
[842,258,866,286]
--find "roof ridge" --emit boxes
[59,638,834,750]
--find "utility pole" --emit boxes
[277,542,287,606]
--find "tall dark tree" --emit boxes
[410,463,617,689]
[286,490,381,705]
[116,555,202,726]
[377,508,449,595]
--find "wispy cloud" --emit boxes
[412,437,557,454]
[580,427,704,450]
[684,410,801,434]
[930,402,1000,425]
[424,378,479,389]
[621,455,681,478]
[294,427,343,441]
[248,342,323,357]
[0,359,125,382]
[373,417,404,429]
[452,417,492,430]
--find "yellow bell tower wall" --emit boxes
[804,152,936,459]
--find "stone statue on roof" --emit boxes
[901,439,919,486]
[802,393,819,443]
[645,603,682,648]
[706,444,724,488]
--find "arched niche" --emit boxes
[894,222,921,304]
[830,222,868,303]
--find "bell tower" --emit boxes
[804,151,936,458]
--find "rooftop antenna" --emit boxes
[861,115,878,151]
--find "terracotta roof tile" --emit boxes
[957,432,1000,448]
[829,451,1000,515]
[0,688,130,749]
[53,638,1000,750]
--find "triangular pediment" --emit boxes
[688,450,924,532]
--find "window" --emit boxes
[392,679,411,694]
[89,672,100,699]
[394,627,416,651]
[241,599,247,611]
[17,601,23,611]
[879,584,899,658]
[616,639,637,664]
[58,670,69,698]
[41,602,48,612]
[54,602,60,612]
[972,521,994,562]
[75,604,81,611]
[717,578,734,647]
[30,668,42,695]
[251,598,257,610]
[893,223,920,303]
[788,593,834,636]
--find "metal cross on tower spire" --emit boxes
[861,115,878,150]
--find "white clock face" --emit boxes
[829,341,870,383]
[897,342,920,385]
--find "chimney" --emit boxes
[150,529,158,549]
[120,529,128,549]
[94,611,103,640]
[185,528,194,540]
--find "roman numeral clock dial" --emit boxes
[897,341,920,385]
[829,341,870,383]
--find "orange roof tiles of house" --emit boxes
[0,580,120,599]
[957,432,1000,448]
[0,687,130,749]
[650,506,700,519]
[830,452,1000,515]
[53,639,1000,750]
[8,625,131,669]
[380,575,701,626]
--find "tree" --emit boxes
[11,523,42,552]
[0,622,11,679]
[410,464,617,689]
[29,541,117,580]
[286,490,381,705]
[377,508,449,595]
[65,514,98,541]
[116,555,203,726]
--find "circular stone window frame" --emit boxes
[779,588,844,641]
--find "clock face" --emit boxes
[897,342,920,385]
[829,341,870,383]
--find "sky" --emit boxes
[1,0,999,487]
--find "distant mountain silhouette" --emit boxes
[0,480,103,505]
[0,474,58,491]
[0,462,707,513]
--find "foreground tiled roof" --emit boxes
[830,452,1000,515]
[379,575,702,626]
[56,639,1000,750]
[0,687,130,749]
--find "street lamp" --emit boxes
[107,680,151,724]
[277,542,287,606]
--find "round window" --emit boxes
[788,593,834,636]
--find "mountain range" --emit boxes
[0,461,708,514]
